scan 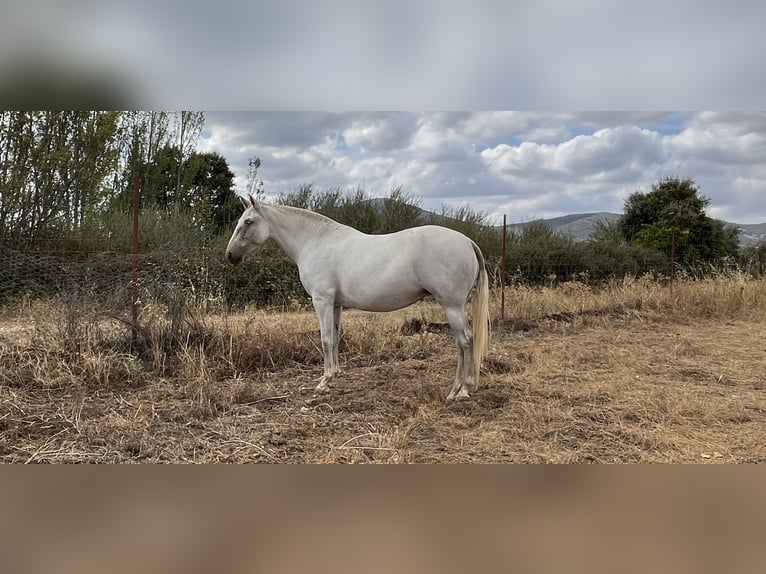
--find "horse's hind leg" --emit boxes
[447,343,466,401]
[332,304,342,376]
[443,305,474,401]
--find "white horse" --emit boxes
[225,194,490,401]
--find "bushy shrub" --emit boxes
[736,241,766,278]
[500,221,671,285]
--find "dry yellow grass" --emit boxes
[1,275,765,463]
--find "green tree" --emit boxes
[183,151,238,233]
[144,144,183,210]
[112,111,205,210]
[619,177,739,266]
[0,111,120,240]
[175,111,206,200]
[124,145,236,231]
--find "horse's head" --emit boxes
[225,194,270,265]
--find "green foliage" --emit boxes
[94,206,212,253]
[279,184,424,234]
[0,245,61,304]
[619,176,739,266]
[502,221,669,285]
[589,219,625,246]
[620,177,707,241]
[504,223,584,284]
[376,187,424,233]
[277,183,314,209]
[111,148,237,234]
[143,144,185,210]
[0,111,121,238]
[584,242,669,281]
[214,239,305,309]
[110,112,205,211]
[182,151,238,233]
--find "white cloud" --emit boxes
[201,111,766,225]
[408,114,472,162]
[342,113,415,152]
[461,112,536,140]
[667,113,766,165]
[480,126,664,184]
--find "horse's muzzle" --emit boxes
[226,251,241,265]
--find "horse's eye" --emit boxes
[244,218,253,225]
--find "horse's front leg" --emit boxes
[312,296,337,395]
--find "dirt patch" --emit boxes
[399,318,451,335]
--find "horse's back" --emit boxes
[344,225,476,271]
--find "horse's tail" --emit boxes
[471,241,490,386]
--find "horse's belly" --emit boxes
[335,283,427,312]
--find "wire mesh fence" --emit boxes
[2,227,764,324]
[0,239,232,316]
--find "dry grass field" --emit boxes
[1,274,765,463]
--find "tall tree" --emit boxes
[175,111,205,200]
[0,111,120,239]
[181,151,238,233]
[144,144,183,211]
[619,177,739,266]
[111,111,205,212]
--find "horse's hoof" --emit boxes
[314,386,330,396]
[446,388,470,402]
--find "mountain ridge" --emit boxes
[503,212,766,245]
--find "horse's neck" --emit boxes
[263,205,345,262]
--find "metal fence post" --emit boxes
[501,213,507,321]
[131,171,141,341]
[669,227,677,286]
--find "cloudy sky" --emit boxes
[15,1,754,224]
[198,111,766,225]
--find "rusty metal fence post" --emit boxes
[131,171,141,341]
[501,213,507,321]
[669,226,677,288]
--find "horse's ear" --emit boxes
[248,193,259,209]
[239,194,252,209]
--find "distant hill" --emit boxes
[735,222,766,245]
[505,212,622,241]
[504,212,766,245]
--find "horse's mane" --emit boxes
[268,204,348,232]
